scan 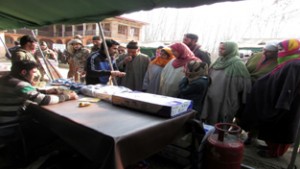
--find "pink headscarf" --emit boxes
[170,43,200,68]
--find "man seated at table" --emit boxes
[0,60,78,106]
[0,60,78,166]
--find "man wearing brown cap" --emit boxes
[116,40,150,91]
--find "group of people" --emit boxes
[241,39,300,158]
[1,31,300,165]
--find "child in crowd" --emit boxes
[178,60,210,119]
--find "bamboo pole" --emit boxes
[0,36,11,58]
[97,22,118,85]
[287,122,300,169]
[31,30,54,81]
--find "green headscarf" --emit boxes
[211,42,250,77]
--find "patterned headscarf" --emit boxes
[184,60,208,81]
[277,39,300,65]
[271,39,300,75]
[170,42,199,68]
[151,47,175,67]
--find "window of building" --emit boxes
[65,26,72,32]
[86,24,94,31]
[118,25,128,35]
[5,36,14,44]
[102,23,110,31]
[39,26,50,31]
[76,25,83,31]
[101,23,111,36]
[131,27,140,37]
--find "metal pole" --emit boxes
[31,30,54,81]
[0,36,11,58]
[97,22,118,85]
[287,122,300,169]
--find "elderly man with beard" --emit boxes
[85,39,125,85]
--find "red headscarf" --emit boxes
[170,43,200,68]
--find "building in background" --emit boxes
[3,16,147,49]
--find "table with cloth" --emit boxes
[28,99,195,169]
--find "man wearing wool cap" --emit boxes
[264,42,278,52]
[116,40,150,91]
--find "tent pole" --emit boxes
[0,36,11,58]
[287,122,300,169]
[31,30,54,81]
[97,22,118,85]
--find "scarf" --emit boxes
[212,42,249,77]
[151,47,175,67]
[271,39,300,75]
[170,42,199,68]
[277,39,300,64]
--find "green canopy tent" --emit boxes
[2,1,300,169]
[0,0,241,30]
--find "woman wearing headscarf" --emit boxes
[178,60,210,119]
[201,42,251,125]
[142,47,175,94]
[241,39,300,157]
[159,43,199,97]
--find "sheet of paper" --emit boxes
[78,97,101,103]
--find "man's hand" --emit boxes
[67,91,79,100]
[46,88,64,94]
[111,71,126,77]
[124,56,132,64]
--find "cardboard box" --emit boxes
[112,91,193,118]
[80,85,132,102]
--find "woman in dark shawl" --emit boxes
[241,39,300,157]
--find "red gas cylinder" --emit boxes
[204,123,244,169]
